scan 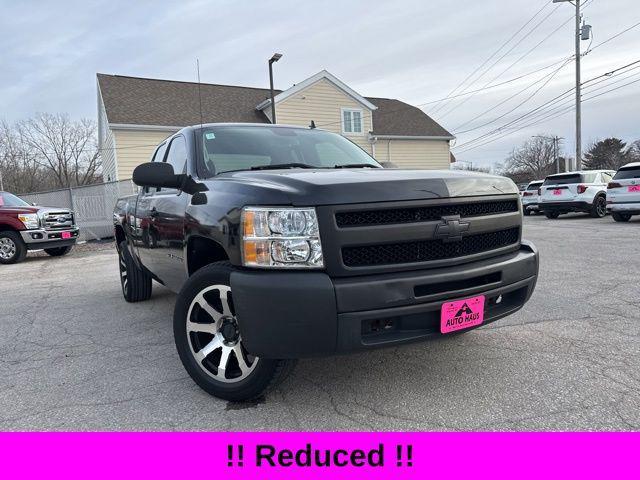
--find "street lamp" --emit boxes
[268,53,282,124]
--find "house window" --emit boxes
[342,108,363,135]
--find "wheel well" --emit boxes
[114,225,126,247]
[187,236,229,276]
[0,224,17,232]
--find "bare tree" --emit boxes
[0,120,49,193]
[504,136,558,180]
[17,113,101,188]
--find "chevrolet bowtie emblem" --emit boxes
[434,215,470,242]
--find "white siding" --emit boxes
[112,129,177,180]
[275,78,374,155]
[97,89,117,182]
[376,139,451,169]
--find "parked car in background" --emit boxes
[538,170,615,219]
[0,191,79,264]
[606,162,640,222]
[521,180,543,216]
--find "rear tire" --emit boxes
[590,195,607,218]
[523,209,531,216]
[612,212,632,222]
[174,261,296,402]
[44,246,73,257]
[118,241,152,302]
[0,231,27,265]
[544,211,560,219]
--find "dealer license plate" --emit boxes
[441,295,485,334]
[553,189,563,195]
[628,185,640,192]
[61,232,72,239]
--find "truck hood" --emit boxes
[0,205,71,215]
[215,168,518,205]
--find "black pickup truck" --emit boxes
[113,123,539,401]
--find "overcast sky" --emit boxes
[1,0,639,168]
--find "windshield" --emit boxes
[614,166,640,180]
[196,126,381,177]
[0,192,30,207]
[526,182,542,190]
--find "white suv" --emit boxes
[521,180,543,216]
[606,162,640,222]
[539,170,615,219]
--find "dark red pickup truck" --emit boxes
[0,191,79,264]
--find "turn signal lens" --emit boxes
[577,184,588,194]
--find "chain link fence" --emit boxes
[19,180,138,241]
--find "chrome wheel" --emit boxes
[118,250,128,294]
[186,285,258,383]
[0,237,17,261]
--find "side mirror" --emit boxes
[133,162,182,190]
[380,161,398,169]
[132,162,209,195]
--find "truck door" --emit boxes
[137,135,189,291]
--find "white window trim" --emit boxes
[341,108,365,136]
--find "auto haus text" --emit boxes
[444,310,480,329]
[256,443,385,467]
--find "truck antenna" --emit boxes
[196,58,204,129]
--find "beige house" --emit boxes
[97,70,454,181]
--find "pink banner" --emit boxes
[0,432,637,479]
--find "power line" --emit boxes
[437,0,596,121]
[314,56,574,131]
[455,75,640,155]
[434,2,562,115]
[430,1,554,114]
[584,20,640,55]
[452,58,640,148]
[437,8,585,120]
[452,57,574,132]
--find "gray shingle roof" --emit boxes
[365,97,453,137]
[97,74,452,138]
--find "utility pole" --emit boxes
[554,0,589,172]
[574,0,582,171]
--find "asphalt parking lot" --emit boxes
[1,214,639,431]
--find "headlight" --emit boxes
[18,213,39,230]
[241,207,323,268]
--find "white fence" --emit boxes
[19,180,137,241]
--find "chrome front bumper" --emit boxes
[20,227,80,244]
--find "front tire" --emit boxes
[545,211,560,219]
[612,212,632,222]
[44,245,73,257]
[590,195,607,218]
[523,209,531,216]
[0,231,27,265]
[118,241,152,302]
[174,261,295,402]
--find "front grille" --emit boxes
[342,227,520,267]
[335,200,518,228]
[43,211,74,230]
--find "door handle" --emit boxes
[150,207,159,218]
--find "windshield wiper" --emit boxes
[333,163,380,169]
[250,163,315,171]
